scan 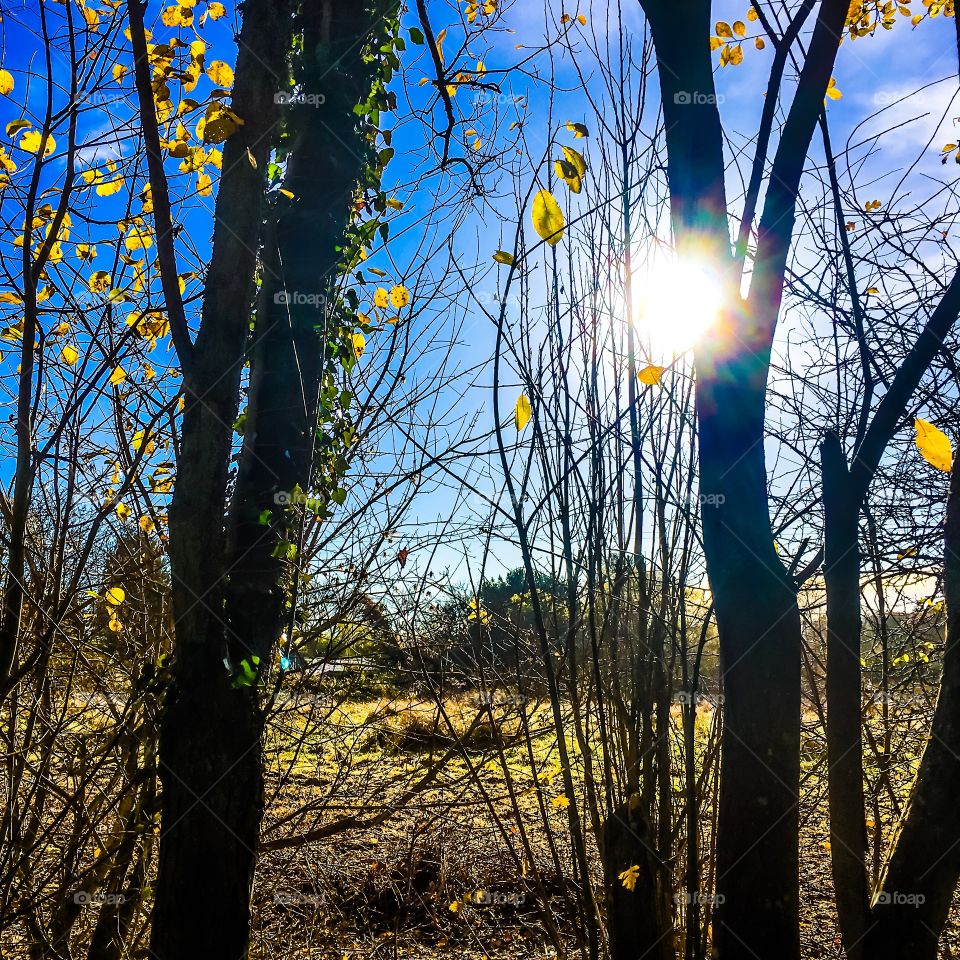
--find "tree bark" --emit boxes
[821,431,869,960]
[638,3,849,956]
[604,802,674,960]
[149,1,293,956]
[151,2,394,958]
[864,461,960,958]
[223,0,390,677]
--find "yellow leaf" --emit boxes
[197,170,213,196]
[914,418,953,472]
[565,121,589,138]
[20,129,56,156]
[638,364,664,386]
[161,4,190,26]
[206,60,234,87]
[0,70,14,96]
[207,1,226,18]
[109,365,127,386]
[531,189,564,245]
[618,864,639,892]
[0,291,22,304]
[352,332,366,360]
[515,393,531,431]
[60,344,79,365]
[245,146,257,169]
[132,428,157,455]
[139,515,155,533]
[733,19,746,36]
[279,188,294,199]
[493,250,514,265]
[115,503,131,520]
[96,176,124,196]
[826,77,842,100]
[448,901,461,914]
[389,284,410,308]
[199,102,243,144]
[108,616,123,633]
[373,287,389,309]
[561,144,586,178]
[715,20,733,37]
[555,144,587,193]
[106,586,126,605]
[434,27,446,64]
[552,794,569,809]
[720,43,743,66]
[755,36,765,49]
[112,64,127,82]
[88,271,112,293]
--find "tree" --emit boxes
[127,0,402,955]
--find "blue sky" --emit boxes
[0,0,957,595]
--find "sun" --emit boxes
[633,256,722,360]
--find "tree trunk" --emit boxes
[696,360,803,960]
[821,431,869,960]
[152,2,394,957]
[638,3,850,954]
[149,0,293,956]
[224,0,391,677]
[604,802,674,960]
[865,461,960,959]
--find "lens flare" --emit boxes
[634,257,722,359]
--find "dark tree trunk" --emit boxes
[641,3,803,955]
[223,0,390,677]
[821,431,869,960]
[149,1,293,956]
[865,461,960,959]
[604,803,674,960]
[638,2,850,956]
[151,2,394,958]
[696,359,803,960]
